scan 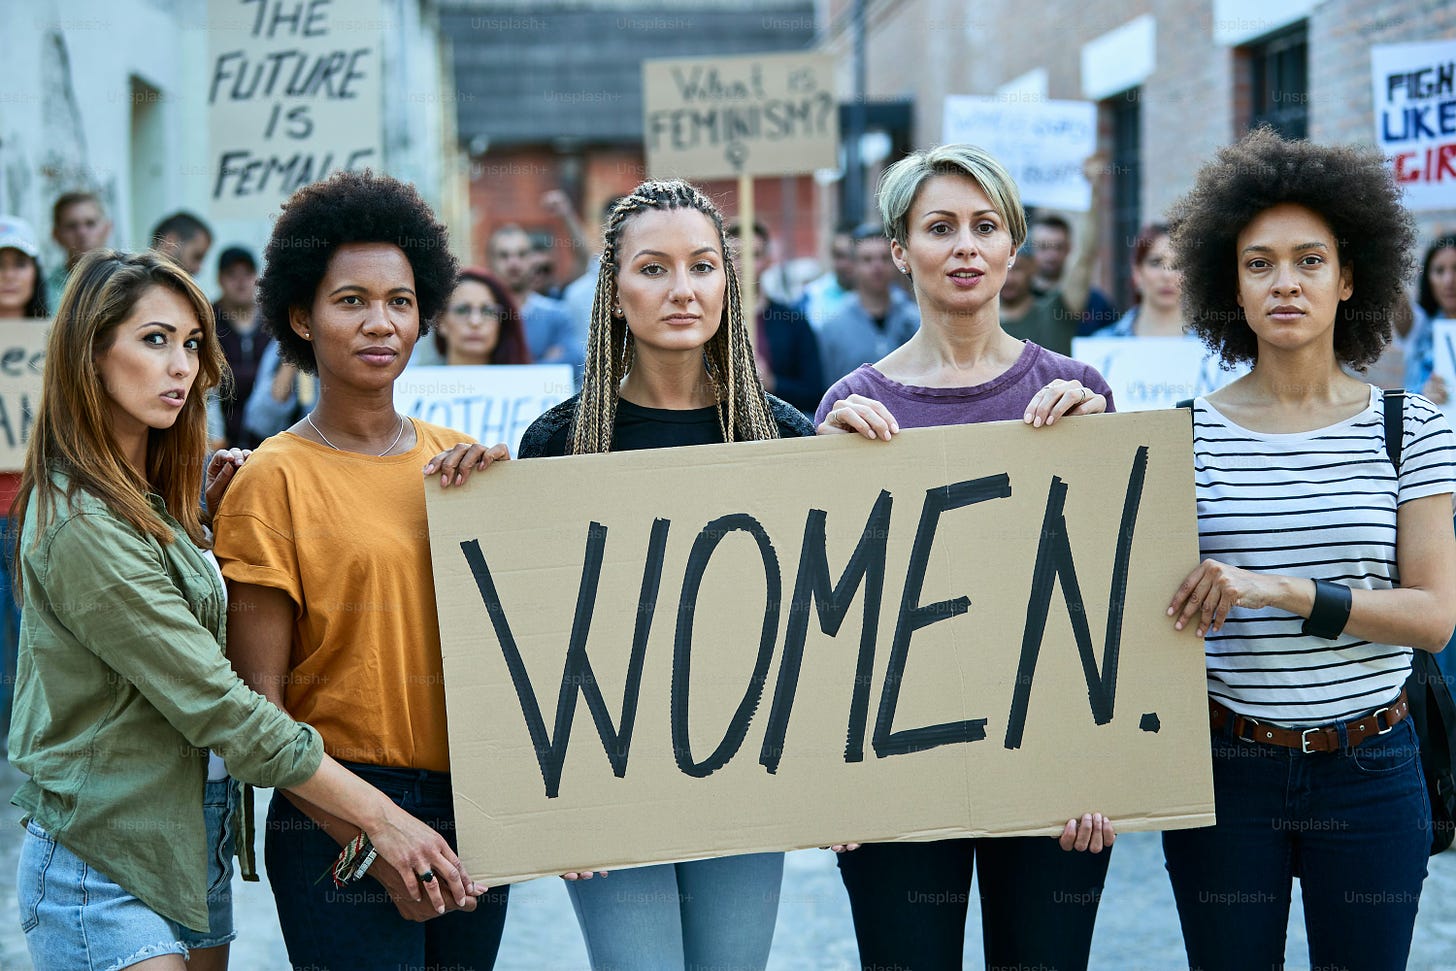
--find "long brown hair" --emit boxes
[13,249,226,568]
[571,180,778,454]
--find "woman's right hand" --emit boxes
[818,395,900,441]
[364,802,485,915]
[1424,374,1448,406]
[561,869,610,880]
[424,443,511,487]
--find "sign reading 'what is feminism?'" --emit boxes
[643,52,838,180]
[428,411,1215,885]
[207,0,383,219]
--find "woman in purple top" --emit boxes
[815,144,1116,971]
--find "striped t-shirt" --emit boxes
[1192,387,1456,726]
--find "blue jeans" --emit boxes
[1,516,20,753]
[176,777,237,950]
[565,852,784,971]
[1163,711,1429,971]
[264,763,510,971]
[836,836,1110,971]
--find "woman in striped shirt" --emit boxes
[1161,128,1456,971]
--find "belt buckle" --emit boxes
[1372,707,1392,735]
[1301,727,1318,754]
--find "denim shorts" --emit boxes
[18,778,238,969]
[18,819,189,971]
[177,776,237,950]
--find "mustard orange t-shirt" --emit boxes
[213,419,472,773]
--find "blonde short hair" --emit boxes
[876,144,1027,250]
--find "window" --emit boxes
[1245,24,1308,139]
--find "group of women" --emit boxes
[8,126,1454,971]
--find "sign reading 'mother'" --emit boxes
[428,411,1214,885]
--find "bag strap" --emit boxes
[1384,389,1405,472]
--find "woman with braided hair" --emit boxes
[431,179,809,970]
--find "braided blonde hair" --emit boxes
[570,179,780,455]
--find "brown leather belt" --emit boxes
[1209,691,1410,753]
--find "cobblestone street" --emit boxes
[3,765,1455,969]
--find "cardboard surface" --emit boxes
[207,0,383,220]
[394,365,573,454]
[643,52,838,180]
[429,411,1214,885]
[0,321,48,472]
[941,96,1097,211]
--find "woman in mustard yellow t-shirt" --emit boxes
[214,172,512,970]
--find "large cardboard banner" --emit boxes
[941,96,1097,211]
[1071,337,1247,411]
[429,411,1214,885]
[0,321,48,472]
[394,365,574,454]
[643,52,838,179]
[1371,40,1456,211]
[207,0,383,219]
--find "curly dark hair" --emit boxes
[258,170,458,374]
[1169,127,1415,370]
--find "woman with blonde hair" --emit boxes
[816,143,1115,971]
[9,249,479,971]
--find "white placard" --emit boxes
[941,97,1097,211]
[1370,40,1456,212]
[1071,337,1247,412]
[207,0,384,220]
[394,365,574,454]
[1429,322,1456,423]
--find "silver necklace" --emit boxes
[305,412,406,456]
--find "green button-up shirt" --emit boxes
[8,477,323,932]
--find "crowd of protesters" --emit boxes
[4,124,1456,971]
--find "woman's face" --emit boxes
[614,208,724,357]
[1132,233,1181,315]
[440,278,501,363]
[95,285,202,445]
[1428,246,1456,318]
[1234,203,1352,352]
[291,242,419,390]
[892,173,1015,318]
[0,248,38,318]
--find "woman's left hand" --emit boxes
[1024,380,1106,428]
[1168,558,1287,637]
[1058,812,1115,853]
[424,443,511,488]
[204,448,251,509]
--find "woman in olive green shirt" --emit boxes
[8,250,484,971]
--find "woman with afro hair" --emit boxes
[213,170,510,970]
[1161,128,1456,971]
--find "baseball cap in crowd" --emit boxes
[217,246,257,273]
[0,216,40,259]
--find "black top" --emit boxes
[519,392,815,458]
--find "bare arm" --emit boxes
[227,582,481,919]
[1059,155,1110,318]
[1169,492,1456,649]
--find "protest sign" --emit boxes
[643,52,838,180]
[0,321,48,472]
[428,411,1215,885]
[207,0,383,219]
[1429,321,1456,423]
[394,365,573,454]
[1371,40,1456,211]
[1071,337,1247,411]
[942,97,1097,211]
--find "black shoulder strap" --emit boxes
[1384,389,1406,472]
[1176,398,1195,410]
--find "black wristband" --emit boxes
[1301,579,1352,640]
